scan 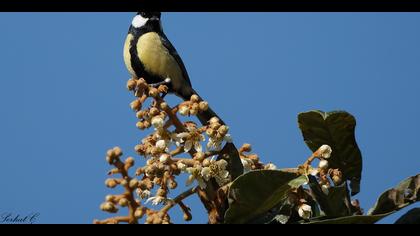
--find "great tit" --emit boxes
[123,12,220,125]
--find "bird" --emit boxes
[123,12,220,125]
[123,12,244,186]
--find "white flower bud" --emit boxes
[190,94,200,103]
[190,108,199,116]
[199,101,209,111]
[318,159,329,169]
[209,117,220,125]
[177,162,187,171]
[241,158,253,172]
[179,105,190,116]
[160,102,168,110]
[318,144,332,159]
[265,163,277,170]
[298,204,312,220]
[155,140,167,151]
[224,134,233,143]
[159,154,170,164]
[151,116,164,129]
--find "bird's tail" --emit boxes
[179,86,226,126]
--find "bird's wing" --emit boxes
[160,33,193,87]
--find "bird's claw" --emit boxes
[150,78,172,88]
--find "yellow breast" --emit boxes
[123,34,136,77]
[137,32,183,82]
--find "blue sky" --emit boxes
[0,13,419,224]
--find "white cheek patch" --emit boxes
[132,15,148,28]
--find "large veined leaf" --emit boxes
[224,170,305,224]
[368,174,420,215]
[308,175,352,217]
[217,142,244,180]
[298,110,362,195]
[394,208,420,224]
[305,213,392,224]
[305,174,420,224]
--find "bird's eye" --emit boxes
[139,12,149,18]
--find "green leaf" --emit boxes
[224,170,301,224]
[368,174,420,215]
[298,110,363,195]
[394,208,420,224]
[217,142,243,180]
[288,175,309,189]
[305,213,392,224]
[304,174,420,224]
[308,175,352,217]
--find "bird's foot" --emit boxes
[150,78,172,88]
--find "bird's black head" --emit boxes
[137,12,161,20]
[131,12,162,31]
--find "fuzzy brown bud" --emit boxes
[209,117,220,125]
[105,178,118,188]
[179,105,190,116]
[149,107,160,116]
[194,152,206,161]
[202,159,211,167]
[136,121,146,130]
[143,120,151,128]
[210,122,221,131]
[118,198,129,207]
[130,99,142,111]
[190,94,200,103]
[218,125,229,136]
[206,128,215,137]
[241,143,252,153]
[125,157,135,167]
[136,110,147,119]
[127,79,137,91]
[198,101,209,111]
[129,178,139,189]
[120,179,128,187]
[157,188,167,197]
[135,207,145,219]
[168,179,178,189]
[105,195,115,202]
[248,154,260,162]
[149,88,159,97]
[100,202,118,213]
[190,107,199,116]
[106,155,114,165]
[160,102,168,110]
[113,147,123,157]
